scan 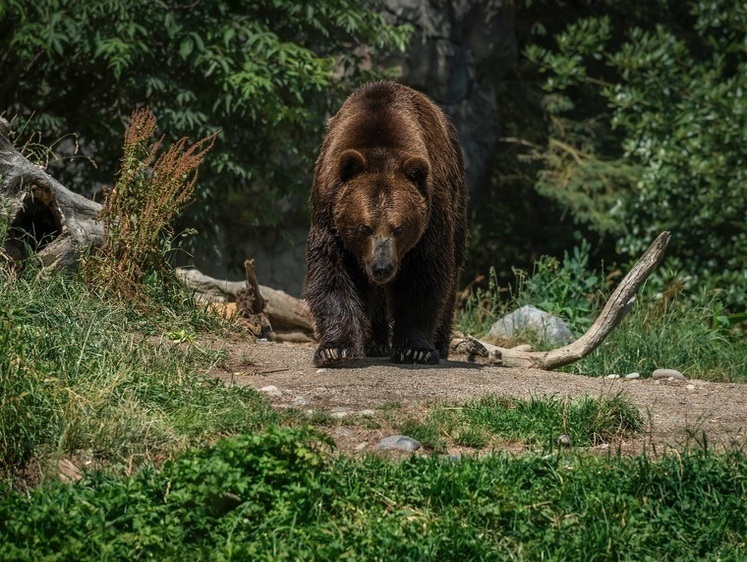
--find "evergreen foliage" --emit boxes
[523,0,746,308]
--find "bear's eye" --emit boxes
[359,225,373,236]
[392,225,404,236]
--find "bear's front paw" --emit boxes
[391,347,439,365]
[314,346,358,367]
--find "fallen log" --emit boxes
[175,267,313,334]
[0,117,104,268]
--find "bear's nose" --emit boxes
[371,260,394,281]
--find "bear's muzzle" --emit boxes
[368,236,396,284]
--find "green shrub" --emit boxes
[2,428,745,560]
[525,1,747,309]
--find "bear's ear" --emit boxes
[402,156,430,191]
[338,149,367,183]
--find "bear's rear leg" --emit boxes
[366,302,391,357]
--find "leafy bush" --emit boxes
[2,427,746,560]
[0,0,410,246]
[458,240,606,338]
[524,0,747,309]
[513,238,606,335]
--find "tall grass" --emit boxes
[568,294,747,380]
[0,266,276,477]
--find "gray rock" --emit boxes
[259,385,282,397]
[487,305,575,345]
[625,372,641,380]
[378,435,422,452]
[557,434,572,448]
[606,374,620,379]
[652,368,686,381]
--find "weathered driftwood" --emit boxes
[472,231,672,369]
[0,117,104,268]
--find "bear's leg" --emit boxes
[366,289,391,357]
[387,277,440,365]
[433,313,453,361]
[305,228,370,367]
[433,286,458,360]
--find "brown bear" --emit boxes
[304,81,468,367]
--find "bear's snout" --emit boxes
[368,237,397,284]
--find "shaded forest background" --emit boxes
[1,0,744,310]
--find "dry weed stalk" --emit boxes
[84,108,216,303]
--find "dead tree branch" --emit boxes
[481,231,671,369]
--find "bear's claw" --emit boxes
[314,346,357,367]
[391,347,439,365]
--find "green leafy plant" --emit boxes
[3,428,745,560]
[0,0,411,249]
[513,238,606,335]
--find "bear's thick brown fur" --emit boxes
[304,81,468,367]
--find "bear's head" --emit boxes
[332,149,430,285]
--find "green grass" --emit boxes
[458,275,747,382]
[396,393,643,452]
[1,426,745,560]
[564,297,747,381]
[0,267,279,477]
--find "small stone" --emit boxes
[292,395,310,406]
[358,409,376,417]
[316,368,327,374]
[686,384,696,391]
[58,458,83,483]
[335,428,355,437]
[259,385,282,397]
[652,368,686,381]
[624,372,641,380]
[331,411,349,419]
[378,435,421,452]
[557,434,572,447]
[606,374,620,379]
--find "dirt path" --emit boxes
[211,337,747,456]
